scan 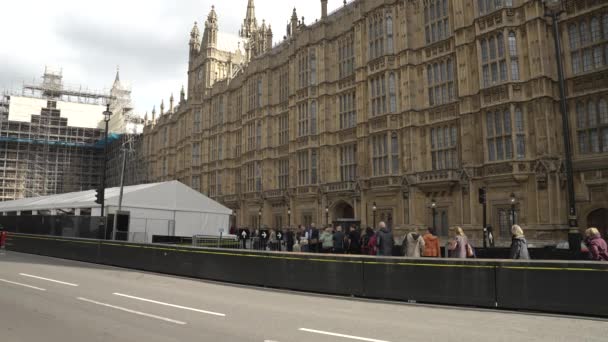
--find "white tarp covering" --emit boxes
[0,181,232,242]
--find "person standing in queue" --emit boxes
[422,227,441,257]
[308,223,320,253]
[376,222,394,256]
[448,227,472,259]
[404,229,426,258]
[584,227,608,261]
[286,227,295,252]
[361,227,375,255]
[320,226,334,254]
[509,225,530,260]
[332,226,346,254]
[347,225,361,254]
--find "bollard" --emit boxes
[0,231,7,249]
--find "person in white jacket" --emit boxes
[404,229,426,258]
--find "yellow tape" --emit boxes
[9,234,608,272]
[501,266,608,272]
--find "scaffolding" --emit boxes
[106,133,148,189]
[0,68,109,201]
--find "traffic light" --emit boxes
[95,188,103,205]
[478,187,487,204]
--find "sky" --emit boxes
[0,0,343,115]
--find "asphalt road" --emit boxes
[0,250,606,342]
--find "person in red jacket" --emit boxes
[584,227,608,261]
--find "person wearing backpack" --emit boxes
[361,227,375,255]
[509,225,530,260]
[448,227,473,258]
[404,229,426,258]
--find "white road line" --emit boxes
[77,297,186,325]
[113,293,226,317]
[19,273,79,287]
[299,328,391,342]
[0,278,46,291]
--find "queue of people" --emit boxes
[232,223,608,262]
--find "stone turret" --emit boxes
[189,21,201,57]
[203,6,218,49]
[321,0,328,19]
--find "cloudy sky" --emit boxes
[0,0,343,115]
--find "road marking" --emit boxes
[0,278,46,291]
[299,328,391,342]
[19,273,79,287]
[113,293,226,317]
[77,297,186,325]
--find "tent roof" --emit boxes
[0,181,232,215]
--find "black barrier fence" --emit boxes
[0,215,106,239]
[5,233,608,318]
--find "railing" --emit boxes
[325,181,356,193]
[264,189,285,199]
[416,170,459,183]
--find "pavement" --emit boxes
[0,250,606,342]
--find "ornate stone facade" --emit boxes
[143,0,608,245]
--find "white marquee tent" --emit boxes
[0,181,232,242]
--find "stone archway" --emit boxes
[333,200,355,220]
[587,208,608,237]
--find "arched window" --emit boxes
[309,50,317,86]
[478,0,485,14]
[588,100,597,127]
[510,32,520,81]
[391,132,399,174]
[489,36,496,59]
[497,33,505,57]
[576,102,586,128]
[580,21,589,45]
[508,32,517,57]
[591,17,601,42]
[310,100,317,135]
[599,99,608,124]
[389,73,397,113]
[481,39,488,62]
[386,15,394,53]
[568,24,579,49]
[604,14,608,40]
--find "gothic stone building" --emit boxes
[142,0,608,245]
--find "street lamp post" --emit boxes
[372,202,377,228]
[287,207,291,227]
[325,206,329,226]
[431,199,437,233]
[101,104,112,238]
[510,193,517,225]
[258,208,262,231]
[544,0,580,252]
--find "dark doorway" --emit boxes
[587,208,608,238]
[333,201,354,219]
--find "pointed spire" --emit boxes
[169,93,174,113]
[152,106,156,122]
[190,21,201,54]
[160,99,165,115]
[180,85,186,103]
[144,111,148,124]
[291,7,298,20]
[246,0,256,23]
[114,65,120,83]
